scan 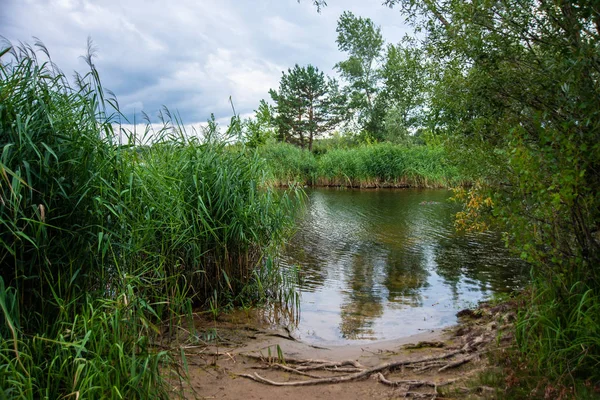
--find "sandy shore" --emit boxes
[169,305,512,399]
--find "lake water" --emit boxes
[278,188,528,345]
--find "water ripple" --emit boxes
[280,188,528,345]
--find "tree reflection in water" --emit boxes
[279,188,527,344]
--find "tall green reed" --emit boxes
[258,140,464,188]
[0,41,298,398]
[516,280,600,383]
[257,141,317,186]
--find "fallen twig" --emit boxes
[294,360,365,371]
[322,367,363,373]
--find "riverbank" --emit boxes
[258,142,468,189]
[171,300,518,399]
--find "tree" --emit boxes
[312,0,600,384]
[379,38,428,140]
[269,64,346,151]
[384,0,600,382]
[242,99,275,148]
[335,11,384,134]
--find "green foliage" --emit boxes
[316,143,461,187]
[309,131,359,155]
[242,99,274,148]
[259,140,463,188]
[315,0,600,390]
[517,282,600,382]
[335,11,384,134]
[379,38,428,140]
[381,0,600,388]
[269,64,347,151]
[333,13,430,142]
[124,136,296,301]
[0,287,174,399]
[0,42,297,398]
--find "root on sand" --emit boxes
[237,330,495,398]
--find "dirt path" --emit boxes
[171,304,515,399]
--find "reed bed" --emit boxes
[257,142,318,186]
[0,42,297,398]
[259,141,465,188]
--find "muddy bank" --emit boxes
[170,302,516,399]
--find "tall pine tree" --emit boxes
[269,64,346,151]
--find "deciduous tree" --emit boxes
[311,0,600,384]
[379,38,428,140]
[385,0,600,382]
[335,11,384,134]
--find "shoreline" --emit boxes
[173,301,515,399]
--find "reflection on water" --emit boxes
[279,188,528,344]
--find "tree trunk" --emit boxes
[308,104,314,152]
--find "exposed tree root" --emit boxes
[376,373,459,398]
[237,333,491,392]
[375,372,437,388]
[438,353,479,372]
[260,363,325,379]
[293,359,365,371]
[411,362,446,372]
[321,367,363,373]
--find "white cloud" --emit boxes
[266,16,310,50]
[3,0,413,124]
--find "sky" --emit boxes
[1,0,413,127]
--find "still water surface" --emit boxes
[279,188,528,345]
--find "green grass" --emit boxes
[0,286,174,399]
[439,287,600,399]
[258,140,466,188]
[0,41,298,398]
[516,281,600,385]
[257,141,318,186]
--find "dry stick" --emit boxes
[187,350,236,359]
[237,348,465,387]
[437,353,479,372]
[322,367,363,373]
[412,361,447,372]
[377,373,458,390]
[376,375,440,400]
[241,353,365,369]
[238,371,366,386]
[241,354,329,363]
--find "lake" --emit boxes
[278,188,528,345]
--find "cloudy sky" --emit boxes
[2,0,413,126]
